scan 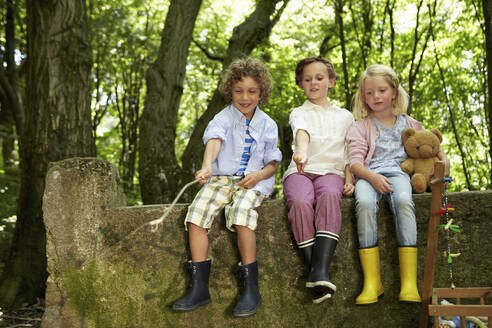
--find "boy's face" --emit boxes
[299,62,335,105]
[232,76,261,120]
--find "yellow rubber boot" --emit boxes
[355,246,384,305]
[398,246,421,303]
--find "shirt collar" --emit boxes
[302,99,334,111]
[230,104,263,131]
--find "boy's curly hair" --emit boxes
[219,57,273,106]
[295,56,339,87]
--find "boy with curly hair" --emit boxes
[173,57,281,318]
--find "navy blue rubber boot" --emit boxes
[233,261,261,318]
[173,259,211,312]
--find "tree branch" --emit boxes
[429,10,474,190]
[192,38,224,61]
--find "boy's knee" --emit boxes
[234,224,256,235]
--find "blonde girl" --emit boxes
[347,64,449,305]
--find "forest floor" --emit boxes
[0,169,43,328]
[0,301,43,328]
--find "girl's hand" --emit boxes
[369,173,393,194]
[238,171,263,189]
[343,182,355,197]
[293,150,308,172]
[195,168,212,185]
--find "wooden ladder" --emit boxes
[419,161,492,327]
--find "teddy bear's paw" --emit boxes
[411,174,427,193]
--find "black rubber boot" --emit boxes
[306,236,337,295]
[173,259,211,312]
[301,243,333,303]
[233,261,261,318]
[300,245,313,266]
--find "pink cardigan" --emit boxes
[346,114,423,168]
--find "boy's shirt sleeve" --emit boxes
[203,113,228,144]
[262,121,282,165]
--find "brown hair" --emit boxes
[295,56,339,87]
[219,57,273,106]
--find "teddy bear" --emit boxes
[400,127,442,193]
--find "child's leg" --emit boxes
[226,188,264,318]
[235,225,256,265]
[174,177,235,313]
[385,173,417,246]
[354,178,381,248]
[225,187,264,264]
[354,178,384,305]
[312,173,344,236]
[305,174,343,299]
[283,173,316,251]
[185,177,236,259]
[385,173,420,303]
[188,223,209,262]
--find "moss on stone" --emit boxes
[63,260,182,328]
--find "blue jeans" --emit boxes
[354,171,417,248]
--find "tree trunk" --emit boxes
[385,0,395,67]
[180,0,288,179]
[115,66,143,195]
[333,0,351,110]
[0,0,96,308]
[407,0,433,114]
[138,0,203,205]
[348,0,374,70]
[0,107,15,167]
[433,47,473,190]
[483,0,492,184]
[0,0,23,167]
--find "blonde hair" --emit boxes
[219,57,273,106]
[353,64,409,120]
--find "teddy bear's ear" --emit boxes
[430,128,443,143]
[402,128,416,143]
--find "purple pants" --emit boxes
[283,172,344,248]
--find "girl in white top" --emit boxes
[283,57,354,303]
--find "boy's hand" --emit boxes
[343,182,355,197]
[237,171,263,189]
[195,168,212,185]
[293,150,308,172]
[369,173,393,194]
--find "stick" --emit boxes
[148,179,201,230]
[94,179,201,260]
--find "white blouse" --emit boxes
[283,100,354,180]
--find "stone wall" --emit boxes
[41,158,492,328]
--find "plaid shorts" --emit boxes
[184,176,267,232]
